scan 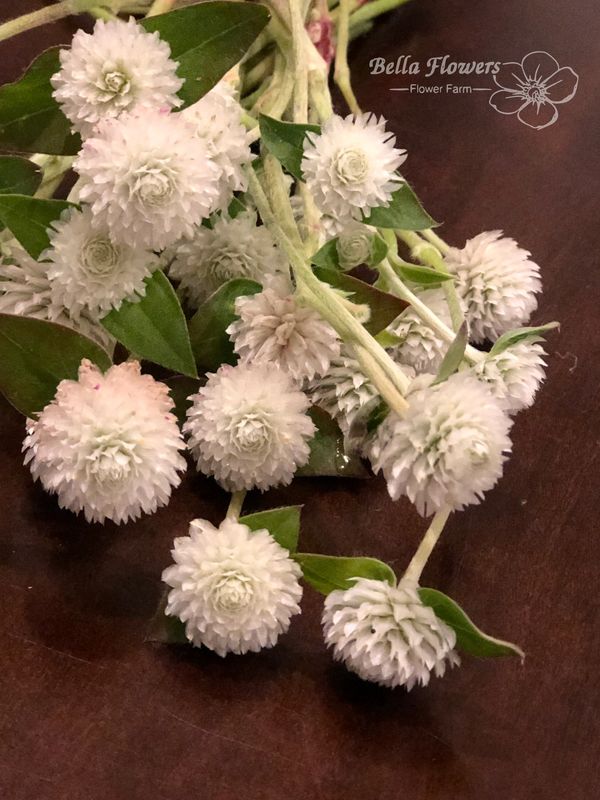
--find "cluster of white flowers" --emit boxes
[168,211,287,308]
[162,517,303,656]
[23,360,186,524]
[184,362,315,491]
[323,577,460,689]
[227,275,340,382]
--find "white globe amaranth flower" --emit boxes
[336,222,375,269]
[227,276,340,382]
[444,231,542,344]
[51,17,183,138]
[182,80,253,212]
[0,244,111,349]
[371,372,513,516]
[308,347,380,435]
[323,577,460,690]
[162,517,303,656]
[23,360,186,524]
[387,288,454,374]
[471,340,547,414]
[168,211,287,308]
[184,362,315,491]
[44,206,159,318]
[75,108,220,251]
[301,113,406,225]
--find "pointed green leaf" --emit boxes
[0,48,81,155]
[489,321,560,356]
[313,266,408,335]
[142,2,271,108]
[297,407,370,478]
[188,277,262,370]
[0,314,111,417]
[240,506,302,552]
[259,115,320,181]
[294,553,396,595]
[101,270,197,378]
[369,232,389,267]
[0,195,73,258]
[394,261,454,286]
[419,587,525,659]
[311,238,340,270]
[0,156,42,196]
[363,183,437,230]
[146,590,188,645]
[164,375,204,426]
[432,321,468,385]
[374,329,403,348]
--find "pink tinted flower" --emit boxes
[489,51,578,130]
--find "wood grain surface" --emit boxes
[0,2,599,798]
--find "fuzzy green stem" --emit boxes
[378,257,483,365]
[334,0,361,114]
[403,507,451,584]
[350,0,412,27]
[0,0,100,42]
[146,0,175,16]
[398,229,464,332]
[421,228,451,256]
[226,490,247,521]
[288,0,308,122]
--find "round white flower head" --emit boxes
[471,340,547,414]
[184,362,315,491]
[444,231,542,343]
[44,206,159,318]
[0,244,111,348]
[308,347,380,435]
[301,113,406,225]
[162,517,303,656]
[227,275,340,382]
[182,80,253,212]
[336,222,375,269]
[371,372,512,515]
[51,18,182,138]
[75,108,220,250]
[169,211,287,308]
[387,288,454,374]
[23,360,186,524]
[323,577,460,690]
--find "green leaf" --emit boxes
[311,233,388,272]
[188,277,262,371]
[294,553,396,595]
[374,329,403,348]
[101,271,197,378]
[146,590,188,645]
[0,314,111,417]
[227,194,247,219]
[489,321,560,356]
[369,232,389,267]
[297,407,370,478]
[0,48,81,155]
[259,114,320,181]
[0,195,73,259]
[0,156,42,196]
[313,266,408,335]
[419,588,525,659]
[432,321,468,385]
[394,261,454,286]
[164,375,204,426]
[143,2,271,109]
[363,183,437,230]
[240,506,302,552]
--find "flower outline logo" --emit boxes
[489,51,578,129]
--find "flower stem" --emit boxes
[146,0,175,15]
[226,490,246,521]
[397,229,464,332]
[349,0,412,27]
[421,228,451,256]
[403,507,452,584]
[378,257,483,364]
[0,0,99,42]
[334,0,361,114]
[288,0,308,122]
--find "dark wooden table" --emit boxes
[1,2,599,798]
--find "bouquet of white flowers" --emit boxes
[0,0,557,691]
